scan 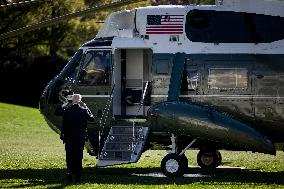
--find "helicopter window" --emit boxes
[152,55,174,95]
[78,50,111,85]
[152,76,171,95]
[156,59,170,74]
[188,10,208,29]
[186,10,248,43]
[208,68,248,90]
[181,67,199,94]
[252,14,284,43]
[186,10,284,43]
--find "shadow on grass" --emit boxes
[0,166,283,188]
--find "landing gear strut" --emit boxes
[197,150,222,168]
[160,135,196,177]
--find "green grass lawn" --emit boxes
[0,102,283,189]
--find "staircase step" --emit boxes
[96,160,133,167]
[111,126,144,135]
[107,134,139,142]
[100,151,132,161]
[104,142,136,151]
[97,126,149,167]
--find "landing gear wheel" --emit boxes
[197,150,220,169]
[161,153,188,177]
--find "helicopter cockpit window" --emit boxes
[208,68,248,90]
[78,50,111,85]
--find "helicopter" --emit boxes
[40,0,284,177]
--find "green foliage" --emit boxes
[1,0,83,59]
[0,102,284,188]
[0,0,148,61]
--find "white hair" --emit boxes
[72,94,82,104]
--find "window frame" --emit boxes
[152,55,174,95]
[77,49,112,86]
[206,66,250,94]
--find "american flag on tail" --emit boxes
[146,15,184,34]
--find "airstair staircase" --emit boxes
[96,125,149,166]
[96,82,150,167]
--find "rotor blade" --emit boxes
[0,0,145,40]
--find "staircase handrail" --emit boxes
[98,84,115,155]
[99,84,115,130]
[135,81,150,117]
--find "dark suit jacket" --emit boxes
[56,103,94,144]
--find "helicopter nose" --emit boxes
[39,93,46,112]
[39,77,58,114]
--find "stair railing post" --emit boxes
[135,81,149,116]
[131,81,149,152]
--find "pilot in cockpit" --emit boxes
[85,55,107,85]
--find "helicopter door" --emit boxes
[74,49,112,152]
[113,49,152,118]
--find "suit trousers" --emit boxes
[65,142,84,177]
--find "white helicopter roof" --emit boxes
[94,0,284,55]
[96,9,136,39]
[97,0,284,39]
